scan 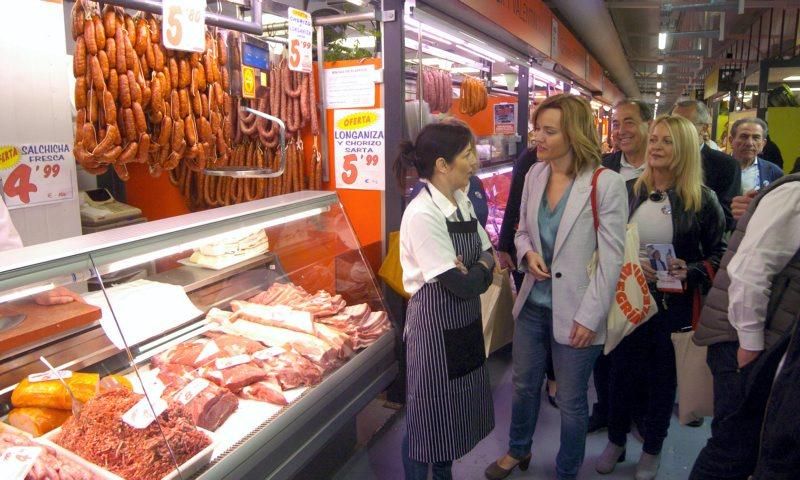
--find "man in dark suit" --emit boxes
[497,147,537,288]
[601,100,651,181]
[671,100,740,231]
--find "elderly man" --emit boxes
[602,99,651,181]
[671,100,740,231]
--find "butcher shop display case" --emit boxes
[477,165,514,249]
[0,191,396,480]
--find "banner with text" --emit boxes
[333,109,385,191]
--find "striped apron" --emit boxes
[404,195,495,463]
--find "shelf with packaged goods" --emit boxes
[0,190,396,480]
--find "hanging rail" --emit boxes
[98,0,264,35]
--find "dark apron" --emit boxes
[404,190,494,462]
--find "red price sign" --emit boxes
[0,143,74,209]
[162,0,206,53]
[287,8,313,73]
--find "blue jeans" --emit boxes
[402,431,453,480]
[508,303,602,480]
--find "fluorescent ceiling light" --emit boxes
[405,16,465,45]
[790,87,800,91]
[455,43,505,63]
[345,0,364,5]
[0,282,56,304]
[658,32,667,50]
[529,67,557,84]
[783,75,800,81]
[420,31,453,45]
[451,67,481,74]
[404,38,483,70]
[333,35,376,49]
[656,81,662,89]
[656,91,661,97]
[657,64,664,75]
[533,79,548,87]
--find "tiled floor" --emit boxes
[333,347,710,479]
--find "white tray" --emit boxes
[43,426,214,480]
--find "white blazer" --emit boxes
[514,162,628,345]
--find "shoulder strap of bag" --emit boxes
[590,167,608,232]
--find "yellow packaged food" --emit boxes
[8,407,71,436]
[11,372,99,409]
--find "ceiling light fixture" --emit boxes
[656,91,661,97]
[455,43,506,63]
[656,81,662,89]
[658,32,667,50]
[783,75,800,81]
[657,64,664,75]
[345,0,364,5]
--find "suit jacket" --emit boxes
[498,148,537,255]
[756,157,785,188]
[513,163,628,345]
[603,148,739,231]
[702,145,740,231]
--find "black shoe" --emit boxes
[485,453,532,480]
[588,413,608,433]
[687,418,704,427]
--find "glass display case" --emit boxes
[0,191,396,480]
[476,165,514,249]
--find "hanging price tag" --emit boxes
[162,0,206,53]
[0,446,42,480]
[287,7,313,73]
[0,143,74,209]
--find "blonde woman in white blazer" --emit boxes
[486,95,627,480]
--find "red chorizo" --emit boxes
[135,18,148,56]
[169,58,179,87]
[108,69,119,102]
[84,16,97,55]
[201,93,209,119]
[216,33,227,66]
[119,72,131,107]
[199,117,213,143]
[124,33,136,75]
[179,88,190,118]
[153,43,165,72]
[132,102,147,136]
[192,91,202,117]
[179,59,190,88]
[172,118,185,151]
[282,64,301,98]
[137,133,151,163]
[157,116,173,147]
[74,37,87,77]
[185,114,197,145]
[103,89,117,125]
[99,145,122,164]
[125,16,136,46]
[102,6,116,38]
[123,108,136,143]
[71,0,85,40]
[75,77,87,109]
[148,16,159,44]
[150,77,163,114]
[98,50,110,80]
[90,55,106,91]
[115,26,126,72]
[105,37,116,70]
[93,124,120,156]
[82,122,97,151]
[309,68,319,135]
[93,15,106,51]
[127,71,141,104]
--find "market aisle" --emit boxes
[333,347,710,479]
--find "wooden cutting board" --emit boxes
[0,299,102,353]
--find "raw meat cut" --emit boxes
[240,377,288,405]
[230,301,316,335]
[201,361,268,392]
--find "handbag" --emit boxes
[589,168,658,355]
[672,330,714,424]
[480,269,515,356]
[377,231,411,299]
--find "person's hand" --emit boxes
[454,255,468,274]
[570,321,596,348]
[34,287,85,306]
[737,347,761,369]
[640,259,658,282]
[732,190,758,221]
[524,251,550,280]
[668,257,688,282]
[497,251,515,270]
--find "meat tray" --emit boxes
[42,427,215,480]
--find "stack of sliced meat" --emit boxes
[248,283,347,317]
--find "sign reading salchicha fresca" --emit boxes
[0,143,75,209]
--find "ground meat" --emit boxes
[55,388,211,480]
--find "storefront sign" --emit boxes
[162,0,206,53]
[493,103,516,135]
[551,18,587,80]
[333,109,385,191]
[0,143,74,209]
[587,56,603,92]
[458,0,552,56]
[325,65,377,109]
[287,7,313,73]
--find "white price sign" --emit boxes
[162,0,206,53]
[0,446,41,480]
[0,143,75,209]
[333,109,385,191]
[287,7,313,73]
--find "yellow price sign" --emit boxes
[0,145,20,170]
[242,66,256,99]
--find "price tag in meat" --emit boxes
[214,354,251,370]
[162,0,206,53]
[0,143,75,209]
[253,346,286,361]
[287,8,313,73]
[28,370,73,383]
[174,378,211,405]
[122,396,168,429]
[333,109,385,191]
[0,446,42,480]
[196,340,221,363]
